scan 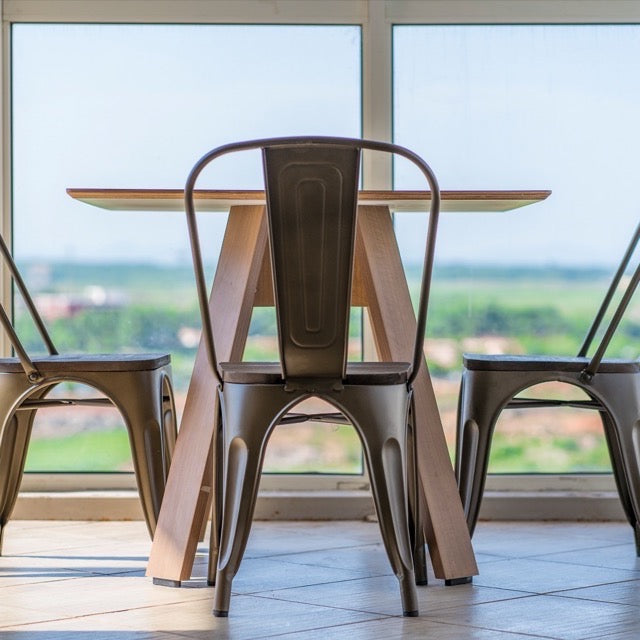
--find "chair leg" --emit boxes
[160,373,178,478]
[208,392,223,587]
[456,369,519,536]
[604,411,640,557]
[407,399,428,585]
[456,389,498,534]
[0,407,39,555]
[592,375,640,555]
[366,436,418,616]
[213,432,265,617]
[207,515,219,587]
[212,384,289,617]
[341,385,418,616]
[97,370,168,537]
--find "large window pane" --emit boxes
[12,23,361,473]
[394,25,640,472]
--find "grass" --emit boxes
[24,428,133,472]
[488,432,612,473]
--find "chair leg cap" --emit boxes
[153,578,181,588]
[213,610,229,618]
[445,577,472,586]
[403,610,419,617]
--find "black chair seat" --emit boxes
[463,353,640,374]
[219,361,411,384]
[0,353,171,374]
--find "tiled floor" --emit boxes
[0,519,639,639]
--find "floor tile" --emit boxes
[265,542,394,576]
[472,521,632,558]
[270,616,549,640]
[259,574,530,617]
[536,543,640,572]
[0,574,210,625]
[3,594,380,640]
[427,593,640,640]
[3,520,640,640]
[229,520,384,560]
[552,579,640,607]
[0,550,149,585]
[230,555,381,592]
[474,555,639,593]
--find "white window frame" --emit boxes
[3,0,639,519]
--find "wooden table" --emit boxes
[68,188,550,584]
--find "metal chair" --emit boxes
[456,221,640,551]
[184,136,441,617]
[0,233,177,551]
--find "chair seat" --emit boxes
[219,361,412,384]
[463,353,640,374]
[0,353,171,374]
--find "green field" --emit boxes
[18,260,629,474]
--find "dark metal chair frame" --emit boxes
[456,221,640,550]
[0,233,177,550]
[184,136,441,617]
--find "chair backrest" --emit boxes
[262,143,359,380]
[578,220,640,381]
[0,233,57,382]
[184,136,440,387]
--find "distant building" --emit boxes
[26,287,128,321]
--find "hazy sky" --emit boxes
[12,24,360,265]
[11,23,640,267]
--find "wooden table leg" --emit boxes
[355,205,478,581]
[147,205,268,583]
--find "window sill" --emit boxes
[13,486,626,521]
[479,490,625,521]
[13,489,376,521]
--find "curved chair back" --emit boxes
[578,221,640,380]
[185,136,440,386]
[0,233,57,382]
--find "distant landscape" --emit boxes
[19,260,632,474]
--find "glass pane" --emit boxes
[12,23,362,473]
[394,25,640,472]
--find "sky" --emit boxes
[11,23,640,267]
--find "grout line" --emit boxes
[236,541,384,560]
[543,579,640,605]
[242,590,399,621]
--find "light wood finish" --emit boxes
[67,188,551,213]
[355,206,477,579]
[146,206,268,582]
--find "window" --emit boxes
[394,24,640,472]
[11,22,361,473]
[5,1,640,514]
